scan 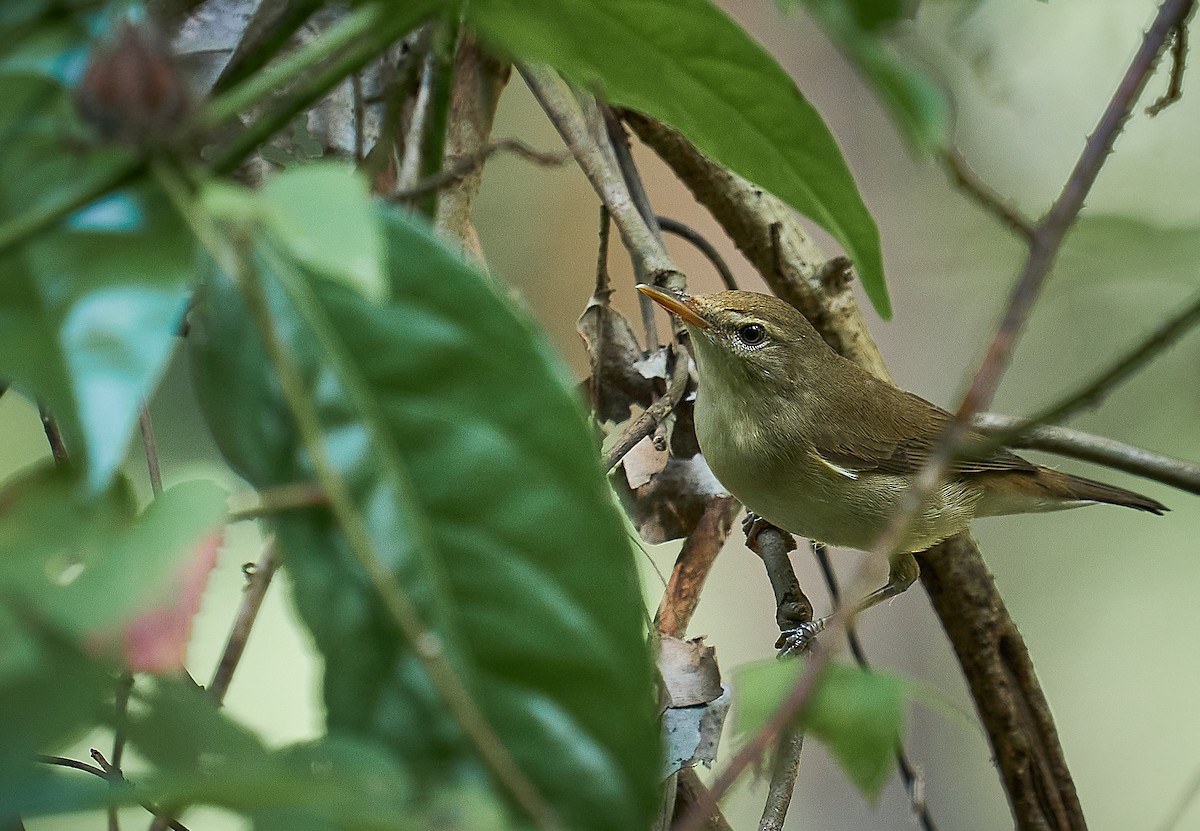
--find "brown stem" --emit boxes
[943,148,1035,242]
[654,497,741,639]
[1147,17,1191,116]
[656,216,739,291]
[433,37,512,251]
[208,542,279,705]
[37,402,69,468]
[139,404,163,495]
[758,728,804,831]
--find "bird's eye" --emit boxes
[736,323,767,347]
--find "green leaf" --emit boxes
[0,20,190,491]
[258,163,387,303]
[189,208,660,830]
[736,658,904,800]
[797,0,950,154]
[466,0,891,317]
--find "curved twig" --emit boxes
[657,216,739,291]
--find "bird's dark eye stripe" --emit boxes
[737,323,767,346]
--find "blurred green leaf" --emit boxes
[0,468,226,642]
[259,164,387,303]
[0,17,189,491]
[466,0,891,317]
[736,659,904,800]
[189,207,660,830]
[792,0,949,154]
[0,623,110,798]
[7,677,512,828]
[120,679,511,830]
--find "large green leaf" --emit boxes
[189,207,660,830]
[466,0,890,316]
[736,658,905,800]
[0,29,192,491]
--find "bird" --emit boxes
[637,284,1166,642]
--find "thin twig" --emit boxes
[108,671,135,831]
[998,290,1200,443]
[601,347,689,472]
[973,414,1200,495]
[943,148,1035,242]
[35,755,190,831]
[1148,16,1192,115]
[812,544,937,831]
[758,728,804,831]
[390,138,569,200]
[602,103,664,346]
[742,523,809,831]
[138,405,163,495]
[521,66,678,285]
[37,403,68,468]
[227,481,328,523]
[657,216,739,291]
[208,542,278,705]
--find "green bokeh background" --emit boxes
[18,1,1200,828]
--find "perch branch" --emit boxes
[812,544,937,831]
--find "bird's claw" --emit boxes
[742,512,796,553]
[775,619,825,657]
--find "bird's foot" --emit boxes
[775,618,826,657]
[741,512,796,553]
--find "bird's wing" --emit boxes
[811,386,1037,477]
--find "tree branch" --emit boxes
[974,414,1200,495]
[943,148,1035,242]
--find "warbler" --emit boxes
[637,284,1166,633]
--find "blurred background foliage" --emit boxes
[6,0,1200,829]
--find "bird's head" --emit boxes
[637,285,829,397]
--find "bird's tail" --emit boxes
[1041,468,1168,515]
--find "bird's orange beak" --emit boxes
[636,284,711,329]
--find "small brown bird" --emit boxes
[638,284,1166,635]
